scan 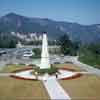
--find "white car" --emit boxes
[23,51,34,57]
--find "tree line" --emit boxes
[0,33,17,48]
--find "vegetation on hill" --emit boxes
[79,44,100,69]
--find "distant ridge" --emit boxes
[0,12,100,43]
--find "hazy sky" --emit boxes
[0,0,100,25]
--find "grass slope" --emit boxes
[79,50,100,69]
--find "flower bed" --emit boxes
[59,68,82,80]
[10,66,82,81]
[10,74,37,81]
[60,73,82,80]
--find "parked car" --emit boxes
[0,51,7,56]
[23,50,34,57]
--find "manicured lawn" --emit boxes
[79,45,100,69]
[1,63,100,99]
[54,63,86,71]
[0,63,86,74]
[0,76,49,100]
[0,64,32,73]
[79,54,100,69]
[59,74,100,100]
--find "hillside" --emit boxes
[0,13,100,43]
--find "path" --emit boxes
[42,77,71,100]
[72,56,100,76]
[61,56,100,76]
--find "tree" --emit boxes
[59,34,72,55]
[9,39,16,48]
[59,34,79,55]
[0,33,17,48]
[32,48,41,58]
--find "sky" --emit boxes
[0,0,100,25]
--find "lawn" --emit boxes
[1,63,100,99]
[79,45,100,69]
[0,63,86,73]
[0,76,49,100]
[54,63,86,71]
[79,54,100,69]
[59,74,100,100]
[0,64,32,73]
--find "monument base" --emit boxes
[39,64,51,69]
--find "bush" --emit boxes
[33,65,58,75]
[28,64,36,67]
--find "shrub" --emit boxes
[33,65,58,75]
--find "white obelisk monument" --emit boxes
[40,33,50,69]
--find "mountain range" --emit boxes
[0,12,100,43]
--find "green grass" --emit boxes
[0,76,49,99]
[79,51,100,69]
[59,74,100,99]
[79,44,100,69]
[0,64,32,73]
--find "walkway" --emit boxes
[73,56,100,76]
[42,77,71,100]
[62,56,100,76]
